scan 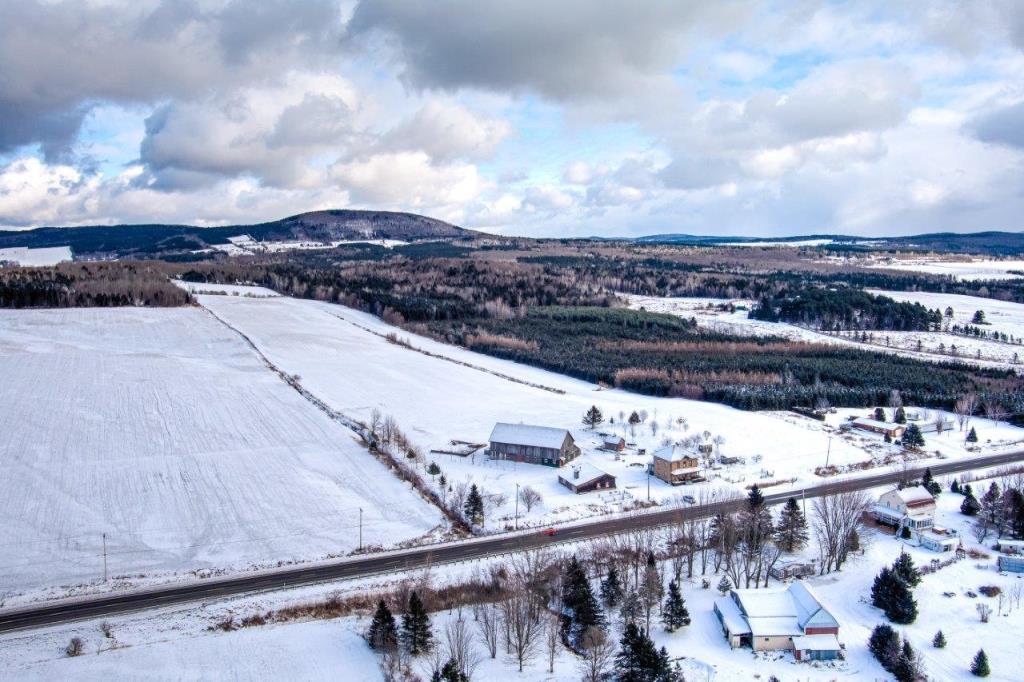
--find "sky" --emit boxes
[0,1,1022,238]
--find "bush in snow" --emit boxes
[932,630,946,648]
[971,649,990,677]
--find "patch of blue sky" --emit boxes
[75,104,148,176]
[483,95,654,185]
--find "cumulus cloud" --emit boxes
[378,101,510,161]
[329,151,487,210]
[138,74,359,189]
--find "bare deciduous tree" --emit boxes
[444,609,482,680]
[519,486,543,513]
[473,602,500,659]
[956,393,979,432]
[577,626,615,682]
[499,577,545,672]
[812,490,870,574]
[544,611,560,674]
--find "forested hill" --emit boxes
[0,210,472,258]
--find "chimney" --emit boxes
[574,466,580,480]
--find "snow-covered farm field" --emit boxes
[5,474,1023,681]
[0,307,443,599]
[868,289,1024,341]
[628,293,1024,368]
[0,245,72,266]
[870,257,1024,281]
[195,291,1023,532]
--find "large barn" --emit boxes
[488,423,580,467]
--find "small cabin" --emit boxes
[558,463,617,494]
[602,437,626,452]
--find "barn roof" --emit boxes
[489,423,571,449]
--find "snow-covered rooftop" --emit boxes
[558,462,613,486]
[714,596,750,635]
[852,417,903,431]
[653,443,699,463]
[893,486,935,505]
[732,582,838,636]
[792,634,841,651]
[488,422,571,449]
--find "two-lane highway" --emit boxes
[1,449,1021,633]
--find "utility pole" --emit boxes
[801,488,806,517]
[646,466,651,502]
[102,533,108,583]
[358,508,363,551]
[514,483,520,530]
[825,436,832,469]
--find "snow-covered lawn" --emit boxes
[0,307,443,600]
[628,293,1024,368]
[194,291,1024,533]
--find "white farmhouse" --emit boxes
[873,486,958,551]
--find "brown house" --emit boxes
[651,444,701,485]
[488,423,580,467]
[602,437,626,452]
[558,463,617,494]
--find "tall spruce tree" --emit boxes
[961,490,982,516]
[966,427,979,443]
[903,423,925,448]
[775,497,809,552]
[892,550,922,588]
[868,623,901,673]
[582,405,605,429]
[895,406,907,424]
[661,580,690,632]
[971,649,990,677]
[401,591,433,655]
[922,468,941,496]
[620,589,643,625]
[562,556,605,646]
[367,600,398,651]
[463,484,484,525]
[886,575,918,624]
[614,622,672,682]
[600,566,623,609]
[932,630,946,648]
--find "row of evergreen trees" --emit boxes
[954,479,1024,540]
[871,551,921,624]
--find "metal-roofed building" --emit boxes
[713,582,840,658]
[488,423,580,467]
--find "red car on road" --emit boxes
[541,528,557,536]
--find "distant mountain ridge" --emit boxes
[0,210,471,257]
[634,230,1024,255]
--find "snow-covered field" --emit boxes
[210,237,407,256]
[629,294,1024,368]
[0,245,72,266]
[195,291,1023,532]
[5,473,1022,681]
[0,307,443,599]
[868,289,1024,341]
[871,257,1024,281]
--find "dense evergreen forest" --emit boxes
[749,288,941,331]
[423,307,1022,413]
[0,262,190,308]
